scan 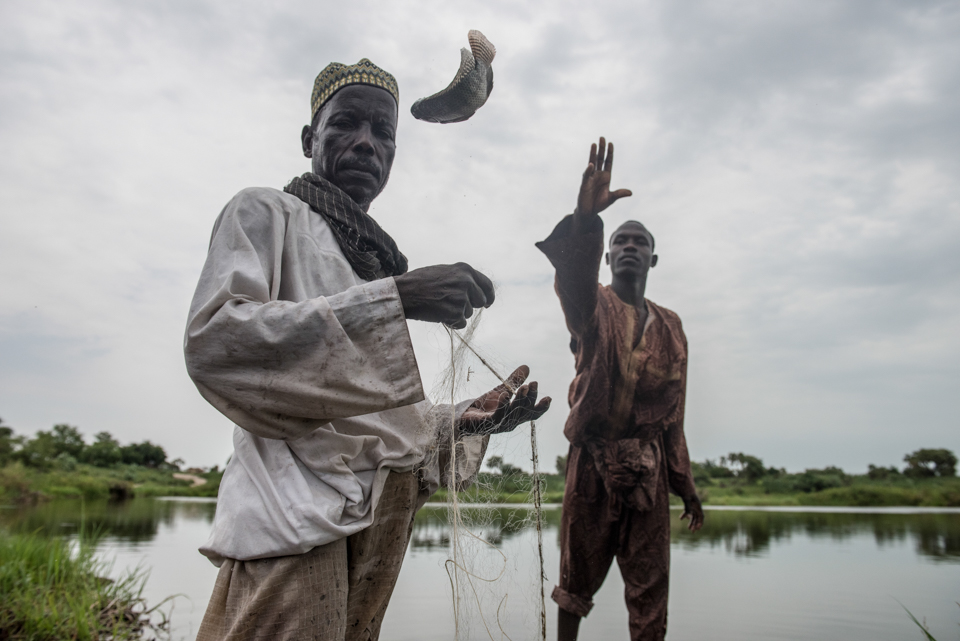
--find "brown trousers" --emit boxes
[552,447,671,641]
[196,471,422,641]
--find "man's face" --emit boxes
[301,84,397,210]
[606,223,657,279]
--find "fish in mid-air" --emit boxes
[411,30,496,124]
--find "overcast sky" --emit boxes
[1,0,958,473]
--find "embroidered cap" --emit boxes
[311,58,399,121]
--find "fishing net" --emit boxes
[415,309,549,641]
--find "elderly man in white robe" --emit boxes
[185,59,551,641]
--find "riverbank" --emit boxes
[0,462,222,504]
[429,472,960,507]
[3,464,958,507]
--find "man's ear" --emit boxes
[301,124,314,158]
[605,252,610,265]
[651,254,658,268]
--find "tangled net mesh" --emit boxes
[415,309,549,641]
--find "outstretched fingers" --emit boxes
[603,140,614,172]
[503,365,530,394]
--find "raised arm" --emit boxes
[536,137,632,337]
[573,137,633,234]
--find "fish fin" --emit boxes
[452,47,476,85]
[468,30,496,66]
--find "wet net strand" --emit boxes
[442,322,548,641]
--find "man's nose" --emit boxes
[351,125,376,155]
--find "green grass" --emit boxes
[5,462,958,508]
[0,463,222,504]
[429,472,960,507]
[0,530,168,640]
[698,476,960,507]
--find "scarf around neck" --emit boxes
[284,173,408,281]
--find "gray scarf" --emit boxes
[284,173,408,281]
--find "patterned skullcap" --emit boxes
[311,58,399,121]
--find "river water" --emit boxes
[1,498,957,640]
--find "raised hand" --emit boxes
[394,262,496,329]
[574,136,632,228]
[680,494,705,532]
[459,365,552,435]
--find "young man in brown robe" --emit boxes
[536,137,704,641]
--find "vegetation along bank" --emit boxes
[1,417,957,507]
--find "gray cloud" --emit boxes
[0,0,957,473]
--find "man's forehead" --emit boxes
[322,85,398,120]
[611,221,652,241]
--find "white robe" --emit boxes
[185,187,483,565]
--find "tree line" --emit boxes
[0,418,179,471]
[544,448,957,492]
[690,449,957,494]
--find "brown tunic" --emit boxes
[536,214,697,641]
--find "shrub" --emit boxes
[761,476,794,494]
[867,464,900,480]
[793,468,846,493]
[119,441,167,468]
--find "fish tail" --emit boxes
[468,29,496,65]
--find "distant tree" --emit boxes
[80,431,122,468]
[120,441,167,468]
[555,455,568,476]
[867,464,900,480]
[726,453,767,482]
[0,418,20,467]
[50,424,85,459]
[484,455,525,476]
[704,458,735,478]
[16,431,59,469]
[903,449,957,478]
[13,424,87,469]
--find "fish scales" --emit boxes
[411,30,496,124]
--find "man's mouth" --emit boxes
[339,160,380,181]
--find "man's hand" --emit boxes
[459,365,552,435]
[394,263,496,330]
[680,494,705,532]
[574,136,632,229]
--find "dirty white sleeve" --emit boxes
[418,400,490,499]
[184,191,424,440]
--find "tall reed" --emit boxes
[0,530,167,640]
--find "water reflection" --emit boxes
[411,504,960,563]
[2,500,957,564]
[0,497,217,541]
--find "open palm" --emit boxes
[575,136,632,222]
[458,365,552,435]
